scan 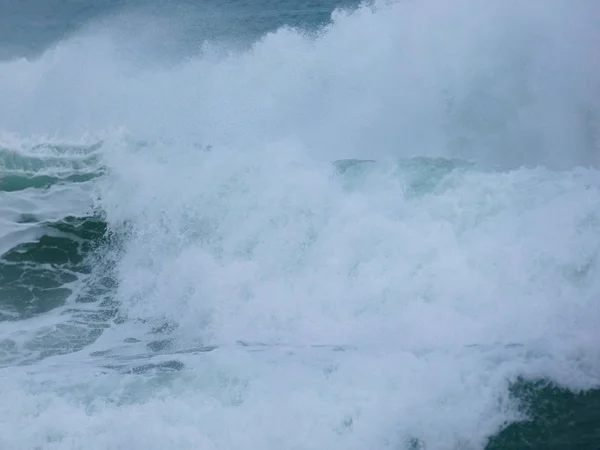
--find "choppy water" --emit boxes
[1,1,600,449]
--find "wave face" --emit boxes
[1,1,600,449]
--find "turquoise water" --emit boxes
[1,1,600,449]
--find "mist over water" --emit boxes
[2,0,599,167]
[1,1,600,449]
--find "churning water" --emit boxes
[1,1,600,448]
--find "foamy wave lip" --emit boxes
[0,0,598,167]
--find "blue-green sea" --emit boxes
[1,1,600,449]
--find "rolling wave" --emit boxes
[1,0,599,447]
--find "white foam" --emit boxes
[71,134,600,448]
[0,345,520,450]
[101,138,600,353]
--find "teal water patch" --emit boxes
[334,157,476,197]
[0,145,104,193]
[0,216,109,321]
[0,214,119,366]
[487,379,600,449]
[0,140,117,365]
[0,172,101,192]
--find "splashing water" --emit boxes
[1,0,599,449]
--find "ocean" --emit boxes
[1,0,600,448]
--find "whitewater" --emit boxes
[1,0,599,448]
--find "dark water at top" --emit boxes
[0,0,353,60]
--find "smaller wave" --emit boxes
[0,143,104,193]
[0,141,105,254]
[0,142,102,170]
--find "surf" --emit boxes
[0,0,599,448]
